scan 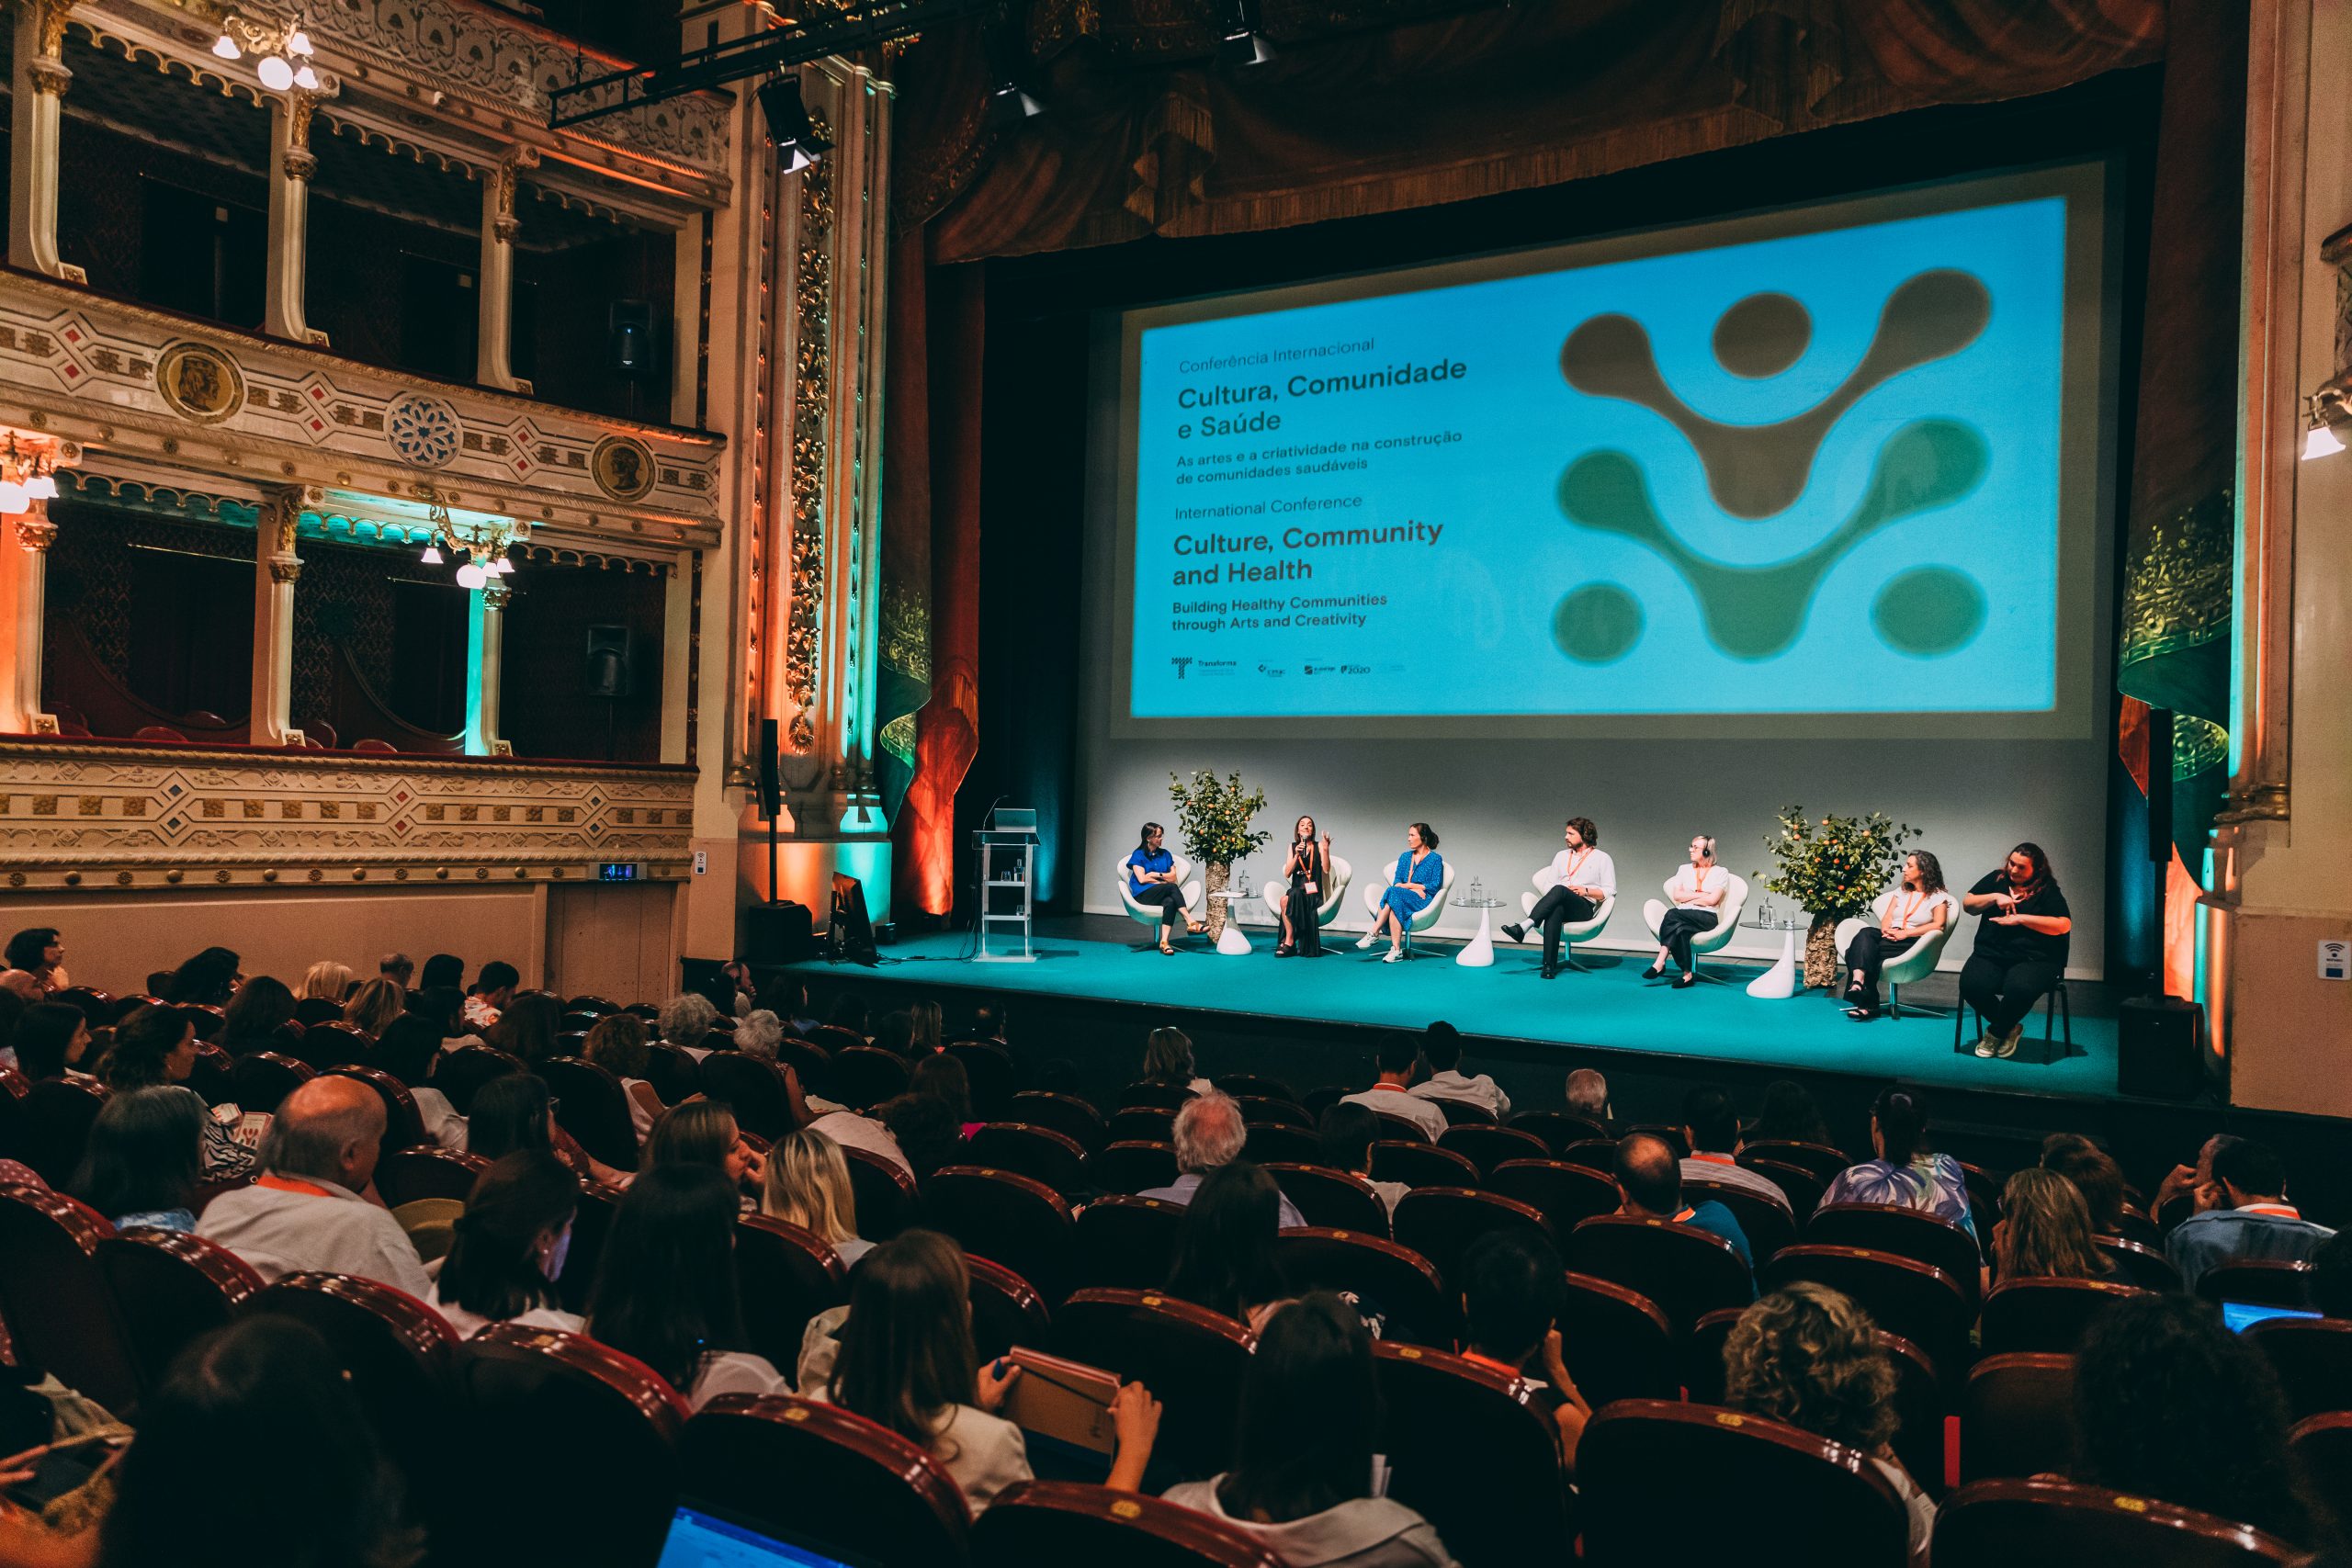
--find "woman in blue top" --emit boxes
[1356,822,1442,964]
[1127,821,1203,955]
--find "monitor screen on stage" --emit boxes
[1101,162,2113,736]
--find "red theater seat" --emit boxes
[967,1256,1052,1363]
[690,1053,794,1139]
[1438,1122,1549,1178]
[841,1143,921,1240]
[1741,1139,1852,1184]
[948,1039,1023,1120]
[1508,1110,1609,1155]
[434,1044,527,1113]
[1073,1194,1188,1292]
[1392,1187,1552,1287]
[1009,1090,1108,1153]
[1054,1289,1255,1481]
[2093,1234,2181,1292]
[1241,1122,1321,1164]
[640,1039,705,1105]
[1373,1110,1435,1145]
[1978,1276,2149,1356]
[1107,1105,1177,1145]
[1557,1137,1617,1174]
[1745,1156,1829,1216]
[925,1166,1079,1304]
[1762,1245,1973,1382]
[375,1146,491,1208]
[1370,1139,1479,1190]
[300,1021,378,1068]
[824,1045,911,1111]
[682,1393,970,1563]
[17,1076,109,1188]
[736,1215,848,1367]
[1682,1173,1796,1261]
[1117,1080,1193,1112]
[975,1479,1281,1567]
[2197,1259,2316,1309]
[1264,1161,1392,1235]
[542,1056,641,1168]
[1566,1214,1754,1337]
[1932,1478,2305,1568]
[2245,1314,2352,1421]
[98,1227,262,1392]
[1432,1098,1498,1127]
[1213,1072,1298,1105]
[967,1122,1091,1197]
[1086,1139,1181,1195]
[1487,1158,1627,1237]
[1806,1201,1983,1302]
[1374,1341,1571,1564]
[2289,1412,2352,1516]
[320,1064,427,1154]
[1277,1226,1449,1346]
[230,1049,316,1113]
[1960,1352,2076,1483]
[0,1186,141,1414]
[1561,1272,1677,1406]
[1233,1095,1313,1129]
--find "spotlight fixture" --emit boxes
[1218,0,1273,66]
[985,78,1045,129]
[756,76,831,173]
[2302,389,2347,460]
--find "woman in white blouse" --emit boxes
[1648,834,1729,990]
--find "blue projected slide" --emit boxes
[1126,182,2084,719]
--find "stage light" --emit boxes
[1219,0,1274,66]
[294,63,319,89]
[420,541,444,565]
[212,32,241,60]
[456,561,488,590]
[0,479,28,513]
[2304,422,2344,460]
[256,53,295,90]
[986,80,1045,129]
[756,76,831,172]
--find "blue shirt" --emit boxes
[1678,1199,1755,1273]
[2165,1205,2335,1294]
[1127,847,1175,898]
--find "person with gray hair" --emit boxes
[1139,1090,1306,1228]
[661,991,726,1061]
[197,1076,430,1294]
[379,952,413,987]
[1566,1067,1611,1126]
[736,1010,786,1064]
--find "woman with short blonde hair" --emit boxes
[342,977,405,1038]
[761,1126,869,1267]
[300,960,356,1002]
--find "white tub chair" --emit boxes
[1517,866,1616,972]
[1115,849,1202,947]
[1361,858,1457,959]
[1256,855,1354,938]
[1640,873,1751,983]
[1834,888,1962,1017]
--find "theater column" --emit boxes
[1,501,58,735]
[250,486,312,748]
[464,577,510,757]
[264,84,334,346]
[476,148,538,394]
[8,0,84,285]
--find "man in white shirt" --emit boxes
[1679,1086,1794,1215]
[1139,1091,1307,1228]
[197,1075,431,1296]
[1500,817,1617,979]
[1339,1035,1449,1142]
[1408,1021,1510,1120]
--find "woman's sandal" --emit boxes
[1158,941,1177,955]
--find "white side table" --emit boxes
[1453,897,1506,967]
[1205,891,1251,956]
[1746,917,1809,998]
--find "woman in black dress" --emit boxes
[1275,815,1334,958]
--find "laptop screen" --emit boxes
[2219,1301,2323,1334]
[654,1505,877,1568]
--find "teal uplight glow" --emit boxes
[462,590,489,756]
[836,840,892,925]
[2193,847,2213,1007]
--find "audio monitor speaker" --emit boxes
[743,902,816,965]
[585,626,633,698]
[608,300,656,378]
[2118,995,2203,1100]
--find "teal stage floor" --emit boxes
[823,926,2120,1100]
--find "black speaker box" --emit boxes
[608,299,657,378]
[585,625,633,698]
[757,717,782,820]
[2118,995,2204,1100]
[744,901,818,965]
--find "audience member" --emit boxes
[1141,1024,1212,1095]
[1679,1086,1794,1213]
[1164,1161,1289,1329]
[419,953,464,992]
[584,1012,664,1137]
[197,1076,429,1294]
[2038,1131,2128,1234]
[2152,1132,2230,1220]
[404,984,469,1046]
[342,976,405,1039]
[910,999,945,1057]
[92,1317,423,1568]
[825,994,870,1038]
[875,1092,966,1185]
[760,1126,871,1268]
[2073,1293,2339,1551]
[73,1085,205,1233]
[299,960,355,1004]
[1340,1034,1447,1141]
[1819,1086,1976,1242]
[469,1072,628,1188]
[462,960,519,1030]
[757,976,818,1036]
[909,1053,980,1137]
[215,976,299,1057]
[1991,1167,2110,1283]
[164,946,241,1006]
[734,1008,786,1065]
[424,1150,583,1337]
[2165,1136,2335,1292]
[640,1100,763,1194]
[368,1015,464,1150]
[1317,1101,1408,1217]
[586,1163,786,1408]
[1723,1284,1935,1553]
[379,952,414,988]
[822,1229,1159,1510]
[13,1000,94,1082]
[873,1010,917,1057]
[483,990,560,1068]
[2312,1231,2352,1320]
[971,1000,1009,1045]
[1749,1078,1833,1146]
[0,986,22,1072]
[0,967,42,1003]
[1163,1293,1453,1565]
[798,1091,916,1183]
[1408,1021,1510,1119]
[1032,1055,1080,1095]
[104,1004,254,1177]
[1142,1091,1307,1228]
[4,927,66,992]
[1565,1066,1612,1129]
[720,960,760,1019]
[1456,1229,1589,1472]
[1614,1132,1753,1269]
[660,991,724,1061]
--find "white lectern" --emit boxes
[974,807,1040,963]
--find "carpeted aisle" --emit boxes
[799,928,2119,1099]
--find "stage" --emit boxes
[797,918,2120,1100]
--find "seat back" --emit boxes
[300,1021,378,1067]
[924,1166,1078,1304]
[1438,1122,1548,1177]
[1932,1478,2305,1568]
[97,1228,263,1392]
[1213,1072,1298,1104]
[249,1272,458,1514]
[735,1215,849,1369]
[974,1479,1281,1567]
[1276,1227,1449,1345]
[1053,1289,1254,1482]
[1806,1201,1982,1299]
[639,1040,703,1106]
[1370,1139,1479,1189]
[2245,1315,2352,1422]
[1240,1122,1320,1165]
[1009,1090,1107,1153]
[682,1394,970,1563]
[558,1179,628,1314]
[321,1064,427,1154]
[1960,1352,2077,1483]
[0,1066,26,1161]
[52,986,115,1028]
[826,1045,910,1111]
[1508,1110,1609,1156]
[1234,1095,1315,1129]
[1566,1214,1754,1337]
[1117,1079,1193,1112]
[1742,1140,1852,1183]
[694,1052,796,1138]
[947,1039,1022,1120]
[967,1257,1053,1363]
[1577,1401,1911,1567]
[17,1077,108,1188]
[1107,1105,1177,1145]
[2197,1259,2316,1308]
[2289,1412,2352,1517]
[1264,1162,1391,1235]
[1392,1188,1551,1288]
[0,1186,141,1413]
[1746,1156,1829,1216]
[2093,1234,2181,1292]
[840,1143,922,1241]
[434,1044,527,1113]
[1682,1174,1797,1261]
[1086,1140,1181,1195]
[1557,1137,1617,1175]
[448,1325,689,1568]
[375,1145,492,1208]
[1432,1097,1497,1127]
[229,1049,316,1113]
[967,1122,1090,1197]
[1373,1342,1571,1566]
[1561,1272,1678,1405]
[1763,1246,1973,1379]
[1072,1194,1189,1292]
[540,1056,641,1168]
[1979,1277,2149,1356]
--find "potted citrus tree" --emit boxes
[1760,806,1918,990]
[1168,770,1272,943]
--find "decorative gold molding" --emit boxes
[783,121,834,756]
[2213,782,2290,826]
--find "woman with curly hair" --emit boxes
[1722,1282,1933,1553]
[1991,1166,2111,1284]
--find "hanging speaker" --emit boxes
[585,626,633,699]
[758,717,781,821]
[2147,705,2175,863]
[608,300,656,378]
